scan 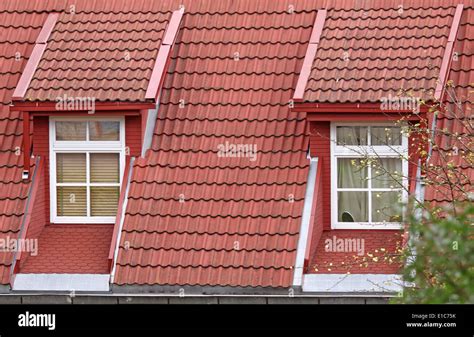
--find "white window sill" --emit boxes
[52,217,116,224]
[332,223,403,230]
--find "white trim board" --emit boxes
[13,274,110,292]
[302,274,402,293]
[292,157,318,287]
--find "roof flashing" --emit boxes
[11,13,58,101]
[293,9,327,101]
[434,4,464,100]
[145,9,185,101]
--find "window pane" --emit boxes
[56,153,86,183]
[56,121,86,141]
[90,187,119,216]
[372,191,402,222]
[89,121,120,141]
[57,186,87,216]
[336,126,368,145]
[372,158,403,188]
[90,153,119,183]
[337,158,368,188]
[371,126,401,145]
[338,191,368,222]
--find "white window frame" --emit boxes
[49,117,125,224]
[330,122,408,230]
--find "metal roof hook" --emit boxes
[22,170,29,180]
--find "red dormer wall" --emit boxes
[31,114,142,225]
[305,118,421,274]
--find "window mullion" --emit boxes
[86,151,90,217]
[368,153,372,223]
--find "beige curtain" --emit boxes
[372,191,402,222]
[336,126,368,145]
[372,158,402,188]
[337,158,368,222]
[371,126,401,145]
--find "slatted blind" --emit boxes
[56,153,86,183]
[90,153,119,183]
[91,187,120,216]
[57,186,87,216]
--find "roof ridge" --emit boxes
[122,229,299,236]
[52,26,167,34]
[120,246,297,253]
[327,11,454,20]
[155,116,305,122]
[127,196,305,202]
[48,36,163,43]
[152,132,306,139]
[320,33,449,41]
[124,213,302,219]
[129,181,307,187]
[171,55,305,60]
[116,263,293,270]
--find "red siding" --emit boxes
[19,160,46,269]
[309,121,331,230]
[307,121,412,275]
[125,115,141,157]
[309,230,402,274]
[32,116,50,222]
[21,224,113,274]
[305,160,324,272]
[31,115,142,225]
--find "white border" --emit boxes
[13,274,110,292]
[302,273,403,293]
[330,123,408,230]
[49,117,125,224]
[292,157,318,287]
[110,157,135,284]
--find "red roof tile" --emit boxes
[24,11,173,101]
[1,0,472,289]
[0,2,54,284]
[113,7,316,288]
[303,6,457,102]
[424,6,474,205]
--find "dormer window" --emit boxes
[330,123,408,229]
[49,117,125,223]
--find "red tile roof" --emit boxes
[1,0,472,289]
[0,4,53,284]
[424,5,474,205]
[113,8,316,287]
[303,6,457,102]
[25,11,173,101]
